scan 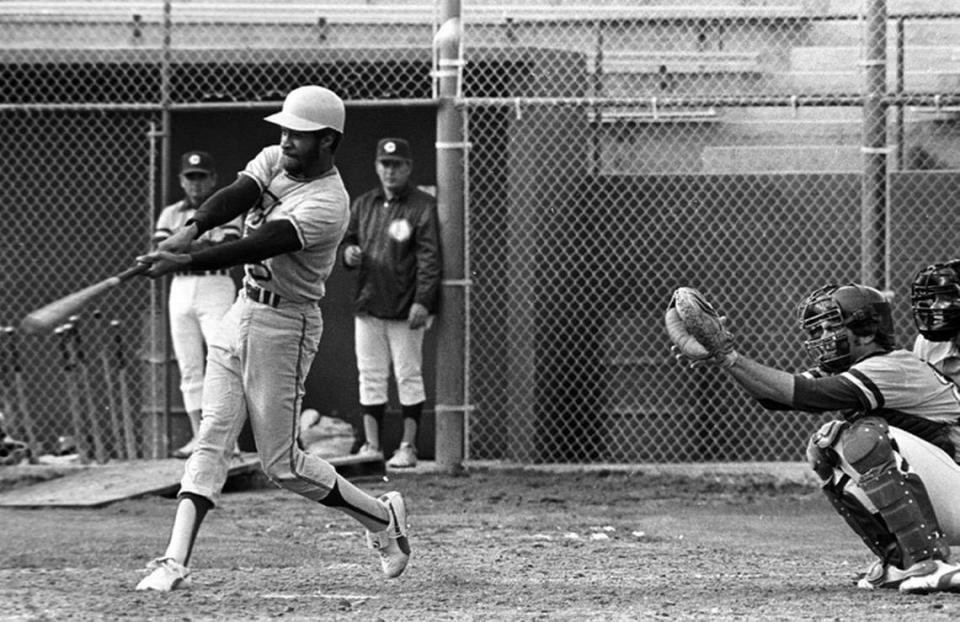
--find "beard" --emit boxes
[281,153,305,176]
[282,148,321,178]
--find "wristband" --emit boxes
[721,350,740,369]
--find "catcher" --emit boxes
[666,284,960,594]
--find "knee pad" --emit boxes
[838,417,893,472]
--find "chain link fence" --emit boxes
[1,1,958,465]
[462,0,960,462]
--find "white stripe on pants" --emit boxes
[354,315,426,406]
[180,292,337,505]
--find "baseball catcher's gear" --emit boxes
[808,417,950,570]
[665,287,734,366]
[911,260,960,342]
[798,284,895,373]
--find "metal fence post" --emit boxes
[434,1,468,472]
[861,0,888,289]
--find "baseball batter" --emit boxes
[668,283,960,593]
[133,85,410,592]
[153,151,242,458]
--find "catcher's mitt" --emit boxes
[664,287,736,367]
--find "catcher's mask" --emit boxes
[911,260,960,342]
[798,284,895,373]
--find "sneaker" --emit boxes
[135,557,190,592]
[365,491,410,578]
[356,443,384,461]
[898,559,960,594]
[386,443,417,468]
[857,559,911,589]
[0,437,31,466]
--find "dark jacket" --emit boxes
[340,183,442,319]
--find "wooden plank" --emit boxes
[0,453,384,508]
[0,454,258,508]
[324,453,387,481]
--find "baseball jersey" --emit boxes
[792,350,960,462]
[913,335,960,381]
[239,145,350,303]
[154,199,243,251]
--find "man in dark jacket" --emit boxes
[341,138,441,468]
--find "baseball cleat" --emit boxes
[856,559,910,589]
[135,557,190,592]
[386,443,417,469]
[356,443,384,461]
[897,559,960,594]
[365,491,410,578]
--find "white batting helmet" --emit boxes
[264,85,345,133]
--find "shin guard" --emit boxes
[839,418,950,568]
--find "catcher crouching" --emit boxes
[666,283,960,594]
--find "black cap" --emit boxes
[376,138,412,162]
[180,151,215,175]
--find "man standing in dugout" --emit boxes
[341,138,441,469]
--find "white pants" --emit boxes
[354,315,426,406]
[180,291,337,506]
[168,274,236,412]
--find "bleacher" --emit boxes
[3,0,959,172]
[1,0,952,23]
[0,1,811,24]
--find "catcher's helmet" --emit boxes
[264,85,345,133]
[911,260,960,342]
[798,284,895,373]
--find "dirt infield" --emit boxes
[3,463,960,621]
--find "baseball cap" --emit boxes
[180,151,215,175]
[376,138,412,162]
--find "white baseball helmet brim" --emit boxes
[263,110,333,132]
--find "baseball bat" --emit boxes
[5,327,39,452]
[69,316,108,464]
[56,324,90,464]
[112,319,138,459]
[0,328,15,432]
[19,263,149,336]
[94,311,124,459]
